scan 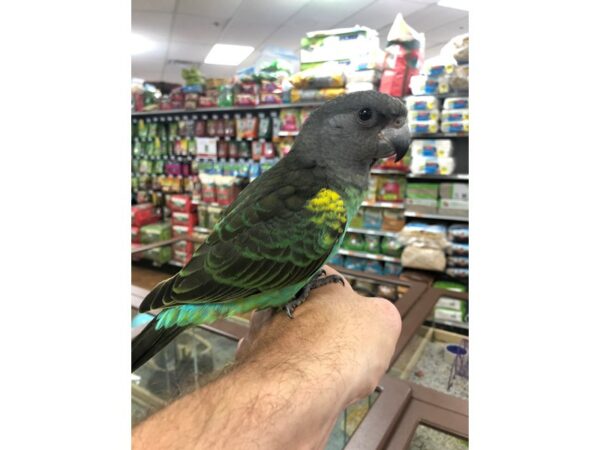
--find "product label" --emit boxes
[448,123,465,132]
[422,145,436,157]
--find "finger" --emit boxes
[320,265,351,292]
[236,337,245,356]
[249,308,274,334]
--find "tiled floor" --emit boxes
[132,265,172,290]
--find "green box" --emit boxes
[143,247,172,265]
[406,182,439,200]
[140,222,172,244]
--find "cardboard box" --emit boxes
[438,208,468,218]
[132,203,160,227]
[168,194,196,213]
[382,210,405,231]
[172,249,193,265]
[131,226,141,244]
[171,211,198,227]
[439,199,469,210]
[434,307,464,323]
[140,222,172,244]
[143,247,172,265]
[436,298,466,312]
[406,182,439,199]
[406,198,437,214]
[172,240,194,255]
[172,224,194,237]
[440,183,469,201]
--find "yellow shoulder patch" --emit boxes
[306,188,347,233]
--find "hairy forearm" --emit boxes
[133,322,352,449]
[133,269,401,450]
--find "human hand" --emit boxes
[133,266,402,450]
[236,265,402,406]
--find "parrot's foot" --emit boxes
[282,270,345,319]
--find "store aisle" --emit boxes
[132,265,170,291]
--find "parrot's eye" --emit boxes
[358,107,373,122]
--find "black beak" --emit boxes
[376,118,411,162]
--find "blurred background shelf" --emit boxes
[346,227,400,237]
[337,249,402,264]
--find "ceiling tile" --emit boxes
[231,0,311,23]
[266,22,311,52]
[424,16,468,49]
[176,0,243,18]
[219,19,281,48]
[403,4,468,33]
[160,63,188,84]
[132,41,169,63]
[132,11,173,41]
[132,0,176,13]
[335,0,428,30]
[132,70,164,83]
[197,64,239,79]
[290,0,376,30]
[170,14,226,44]
[167,41,213,64]
[132,57,164,79]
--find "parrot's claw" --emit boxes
[281,272,345,318]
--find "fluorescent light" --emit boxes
[204,43,254,66]
[438,0,469,11]
[131,33,155,55]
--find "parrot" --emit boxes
[132,91,410,372]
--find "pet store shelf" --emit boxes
[361,200,404,209]
[410,133,468,138]
[404,211,468,222]
[337,249,402,264]
[132,101,325,117]
[346,227,401,237]
[370,168,407,175]
[426,318,469,330]
[406,173,469,181]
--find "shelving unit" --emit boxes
[411,133,468,138]
[132,93,469,284]
[346,227,400,237]
[337,249,402,264]
[404,211,468,222]
[425,319,469,332]
[406,173,468,181]
[361,200,404,209]
[132,101,325,116]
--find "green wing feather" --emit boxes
[138,156,346,312]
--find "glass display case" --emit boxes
[389,326,468,400]
[131,302,381,448]
[409,424,468,450]
[132,240,469,449]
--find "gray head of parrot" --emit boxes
[297,91,411,167]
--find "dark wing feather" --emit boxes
[138,156,345,312]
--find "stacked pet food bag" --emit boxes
[131,204,171,265]
[290,25,384,102]
[409,139,455,176]
[446,224,468,280]
[405,33,469,134]
[168,194,197,266]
